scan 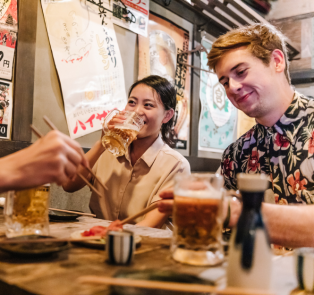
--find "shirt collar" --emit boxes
[257,91,309,139]
[124,135,165,167]
[141,135,165,167]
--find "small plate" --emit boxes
[70,230,142,249]
[49,210,80,221]
[0,235,69,257]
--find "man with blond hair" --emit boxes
[159,23,314,248]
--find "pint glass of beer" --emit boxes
[102,110,144,157]
[4,185,50,237]
[172,173,224,266]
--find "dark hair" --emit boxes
[128,75,176,146]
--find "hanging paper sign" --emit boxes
[0,0,17,28]
[0,80,12,139]
[41,0,127,139]
[198,37,237,153]
[0,0,17,81]
[138,12,191,152]
[112,0,149,37]
[0,45,14,80]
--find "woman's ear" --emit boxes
[162,108,174,124]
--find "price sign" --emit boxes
[0,124,7,137]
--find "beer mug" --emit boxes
[172,173,224,266]
[4,185,50,237]
[102,110,144,157]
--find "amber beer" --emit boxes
[4,185,50,237]
[102,110,144,157]
[102,125,139,157]
[173,193,222,247]
[171,174,224,266]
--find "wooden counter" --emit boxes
[0,212,299,295]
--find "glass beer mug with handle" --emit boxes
[172,173,224,266]
[4,184,50,237]
[102,110,144,157]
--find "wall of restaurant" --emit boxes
[30,0,193,212]
[268,0,314,20]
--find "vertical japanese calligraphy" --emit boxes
[138,12,191,153]
[41,0,127,139]
[198,38,237,154]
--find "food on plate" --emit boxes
[81,220,123,237]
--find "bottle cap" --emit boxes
[237,173,269,192]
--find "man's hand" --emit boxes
[157,187,242,228]
[0,130,89,192]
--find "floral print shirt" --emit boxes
[221,92,314,205]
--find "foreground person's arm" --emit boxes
[62,139,105,192]
[262,203,314,248]
[0,131,88,193]
[159,188,314,248]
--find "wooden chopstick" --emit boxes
[0,236,104,245]
[77,276,275,295]
[43,115,107,191]
[120,203,158,225]
[29,125,104,199]
[30,124,44,138]
[49,208,96,217]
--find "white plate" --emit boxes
[70,230,142,248]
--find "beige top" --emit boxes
[90,136,191,222]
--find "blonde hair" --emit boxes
[207,23,291,84]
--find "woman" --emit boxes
[63,75,191,228]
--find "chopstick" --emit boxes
[0,236,104,245]
[77,276,275,295]
[120,203,158,225]
[49,208,96,217]
[43,115,107,191]
[30,125,104,199]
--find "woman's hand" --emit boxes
[157,188,174,215]
[107,113,126,130]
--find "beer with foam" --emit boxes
[102,110,144,157]
[172,174,224,266]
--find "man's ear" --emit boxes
[162,108,174,124]
[271,49,286,73]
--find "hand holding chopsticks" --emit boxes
[42,116,107,192]
[30,116,104,199]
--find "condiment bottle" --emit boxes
[227,173,272,290]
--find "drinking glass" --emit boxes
[172,173,224,266]
[4,185,50,237]
[102,110,144,157]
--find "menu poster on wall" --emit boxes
[41,0,127,139]
[0,0,18,81]
[0,80,12,139]
[138,12,191,153]
[112,0,149,37]
[198,37,237,154]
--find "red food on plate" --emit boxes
[81,220,123,238]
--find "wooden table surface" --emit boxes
[0,210,299,295]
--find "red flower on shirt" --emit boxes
[223,158,233,178]
[274,133,290,151]
[308,131,314,156]
[247,148,260,173]
[287,170,307,195]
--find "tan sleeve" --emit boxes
[150,158,191,204]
